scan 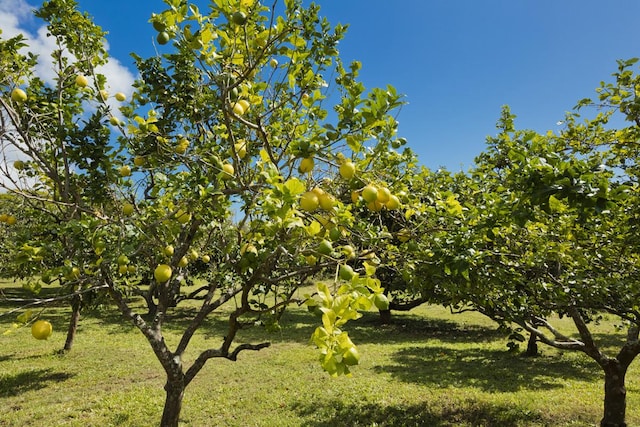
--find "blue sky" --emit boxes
[28,1,640,170]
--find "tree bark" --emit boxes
[63,294,82,351]
[524,332,538,357]
[378,308,392,324]
[600,360,628,427]
[160,378,185,427]
[134,279,158,316]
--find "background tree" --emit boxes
[0,0,119,351]
[429,99,639,427]
[365,165,471,323]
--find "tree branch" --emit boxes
[106,277,177,378]
[520,316,586,352]
[174,284,243,356]
[184,342,271,386]
[175,285,210,302]
[568,306,605,362]
[0,284,108,318]
[390,296,429,312]
[617,337,640,368]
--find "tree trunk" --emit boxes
[378,308,392,324]
[160,379,185,427]
[143,288,158,316]
[63,294,82,351]
[138,280,158,316]
[524,332,538,357]
[600,361,628,427]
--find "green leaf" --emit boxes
[548,195,567,213]
[445,195,463,216]
[321,309,336,334]
[363,262,376,277]
[283,177,306,196]
[305,220,322,236]
[317,282,333,306]
[16,309,33,323]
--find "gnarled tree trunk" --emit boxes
[600,360,629,427]
[523,309,639,427]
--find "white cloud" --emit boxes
[0,0,33,39]
[0,0,136,189]
[0,149,35,191]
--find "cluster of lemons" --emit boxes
[297,155,401,213]
[0,213,17,225]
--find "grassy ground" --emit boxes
[1,278,638,426]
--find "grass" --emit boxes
[1,278,639,426]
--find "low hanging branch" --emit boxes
[521,315,586,352]
[0,283,109,318]
[390,296,429,312]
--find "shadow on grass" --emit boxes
[375,345,599,393]
[350,311,506,344]
[15,283,501,347]
[292,398,543,427]
[211,309,506,347]
[0,368,74,397]
[21,288,626,392]
[77,304,513,357]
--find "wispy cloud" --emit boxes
[0,0,136,189]
[1,0,135,104]
[0,0,34,39]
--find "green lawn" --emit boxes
[1,279,638,426]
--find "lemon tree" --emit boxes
[0,1,409,425]
[0,0,121,351]
[419,88,640,426]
